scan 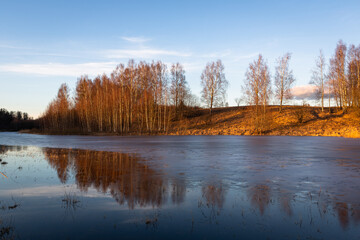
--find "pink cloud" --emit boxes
[291,85,317,99]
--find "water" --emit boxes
[0,132,359,239]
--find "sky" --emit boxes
[1,0,360,118]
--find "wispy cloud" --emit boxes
[0,62,118,76]
[103,48,192,59]
[121,36,151,43]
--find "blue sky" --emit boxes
[1,0,359,118]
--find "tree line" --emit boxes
[42,60,199,133]
[241,40,360,131]
[0,108,38,131]
[41,40,359,134]
[326,41,360,109]
[309,41,360,112]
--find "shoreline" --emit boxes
[18,130,360,138]
[19,106,360,139]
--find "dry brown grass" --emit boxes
[168,106,360,138]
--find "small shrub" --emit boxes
[295,107,305,123]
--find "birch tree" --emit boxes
[200,60,228,114]
[329,41,348,109]
[347,44,360,107]
[170,63,188,108]
[244,55,271,131]
[274,53,295,112]
[235,98,242,106]
[310,50,327,111]
[56,83,72,131]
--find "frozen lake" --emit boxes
[0,132,360,239]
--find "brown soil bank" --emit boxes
[168,106,360,138]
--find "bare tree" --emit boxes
[244,54,271,131]
[75,76,92,132]
[56,83,72,131]
[234,98,242,106]
[170,63,188,113]
[347,44,360,107]
[274,53,295,112]
[185,93,200,107]
[200,60,228,114]
[329,40,347,109]
[310,50,327,111]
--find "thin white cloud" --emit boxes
[121,36,151,43]
[103,48,191,59]
[0,62,118,77]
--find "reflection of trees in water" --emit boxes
[278,190,293,216]
[246,182,360,229]
[0,145,28,155]
[247,185,293,217]
[249,185,270,216]
[335,202,360,229]
[43,149,70,183]
[199,182,227,223]
[336,202,349,229]
[202,184,226,209]
[171,178,186,205]
[43,148,186,209]
[3,145,360,229]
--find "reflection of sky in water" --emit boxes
[0,134,360,239]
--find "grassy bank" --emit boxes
[168,106,360,138]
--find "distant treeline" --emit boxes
[0,108,39,131]
[41,40,360,134]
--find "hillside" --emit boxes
[168,106,360,138]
